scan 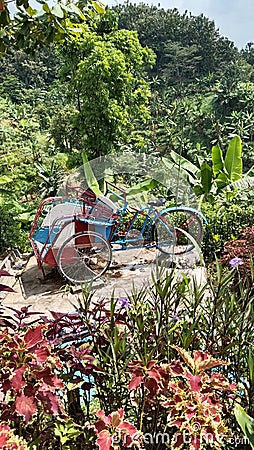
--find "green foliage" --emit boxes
[234,405,254,449]
[3,263,254,448]
[115,3,240,85]
[202,201,254,259]
[0,0,105,54]
[35,159,65,197]
[0,197,32,252]
[54,419,83,449]
[60,24,155,157]
[221,227,254,279]
[138,77,254,171]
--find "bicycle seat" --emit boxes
[148,198,166,207]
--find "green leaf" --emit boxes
[224,135,242,182]
[0,175,12,184]
[0,9,10,26]
[200,162,212,194]
[81,151,103,197]
[215,172,229,189]
[248,349,254,384]
[211,145,224,176]
[91,0,105,14]
[165,152,199,177]
[42,3,51,14]
[127,178,157,197]
[51,4,64,18]
[64,3,86,20]
[25,6,37,16]
[234,404,254,449]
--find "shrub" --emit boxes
[0,422,28,449]
[1,265,254,449]
[202,201,254,259]
[220,226,254,276]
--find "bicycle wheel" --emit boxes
[154,208,203,255]
[57,231,112,284]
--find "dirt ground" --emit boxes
[1,247,206,318]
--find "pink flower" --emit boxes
[94,409,142,449]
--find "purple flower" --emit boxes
[170,313,180,322]
[229,257,244,268]
[118,297,130,309]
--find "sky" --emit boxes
[107,0,254,49]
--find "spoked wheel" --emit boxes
[57,231,112,284]
[154,208,203,255]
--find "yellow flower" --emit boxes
[213,234,220,242]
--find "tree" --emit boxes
[114,3,239,86]
[0,0,105,54]
[58,12,155,157]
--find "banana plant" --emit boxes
[168,135,246,203]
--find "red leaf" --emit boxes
[190,435,201,450]
[193,350,227,372]
[34,346,49,363]
[172,345,195,371]
[0,435,8,447]
[24,325,44,348]
[34,368,64,390]
[129,374,142,390]
[37,389,59,415]
[147,368,161,383]
[145,378,159,397]
[95,419,107,434]
[10,366,26,391]
[147,360,157,370]
[171,419,184,428]
[0,269,12,276]
[96,430,112,450]
[119,421,138,436]
[170,360,184,375]
[15,393,37,424]
[185,372,202,392]
[0,284,15,292]
[96,410,111,426]
[185,407,196,420]
[172,432,184,449]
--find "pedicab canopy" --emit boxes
[29,189,119,270]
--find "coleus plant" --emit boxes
[0,422,28,449]
[0,324,65,425]
[94,408,143,450]
[0,269,15,294]
[128,346,237,450]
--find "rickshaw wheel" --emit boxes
[57,231,112,284]
[153,209,203,255]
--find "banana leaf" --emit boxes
[224,136,242,182]
[127,178,158,197]
[212,145,224,176]
[81,152,103,196]
[200,162,212,194]
[234,404,254,449]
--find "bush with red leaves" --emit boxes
[220,226,254,276]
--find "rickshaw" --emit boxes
[29,181,206,284]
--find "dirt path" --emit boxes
[1,248,206,318]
